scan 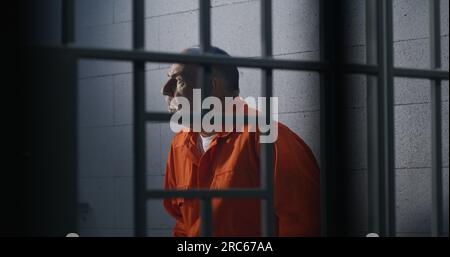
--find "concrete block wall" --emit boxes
[23,0,448,237]
[391,0,449,236]
[341,0,449,236]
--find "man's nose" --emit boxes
[161,78,176,96]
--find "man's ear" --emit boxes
[161,78,176,96]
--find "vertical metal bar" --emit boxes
[199,0,211,54]
[429,0,443,237]
[377,0,396,237]
[199,0,213,236]
[319,0,328,236]
[261,0,273,57]
[319,0,338,237]
[201,198,213,236]
[133,0,145,50]
[132,0,147,237]
[366,0,382,235]
[260,0,275,237]
[61,0,74,45]
[199,0,212,106]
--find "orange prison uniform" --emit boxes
[163,119,320,236]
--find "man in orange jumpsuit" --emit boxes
[161,46,320,237]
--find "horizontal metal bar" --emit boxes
[394,67,449,80]
[343,63,379,75]
[38,46,330,71]
[133,0,146,238]
[146,189,268,199]
[33,46,450,78]
[146,112,172,122]
[343,65,449,79]
[145,112,271,125]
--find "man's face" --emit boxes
[161,63,198,113]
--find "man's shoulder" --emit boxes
[275,121,309,148]
[273,121,295,139]
[170,131,191,148]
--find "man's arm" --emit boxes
[273,128,321,236]
[254,124,320,236]
[163,144,188,237]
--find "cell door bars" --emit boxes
[58,0,448,237]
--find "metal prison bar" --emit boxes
[198,0,213,237]
[58,0,449,236]
[319,0,337,236]
[429,0,444,237]
[366,0,448,237]
[366,0,396,237]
